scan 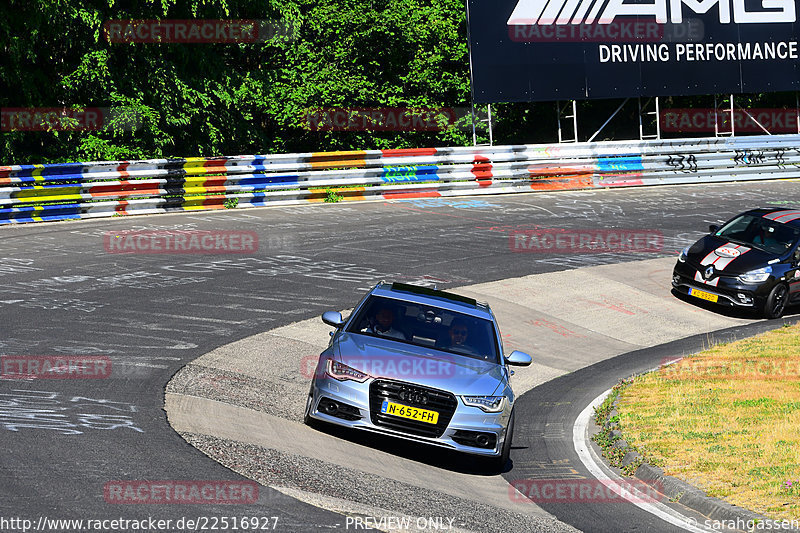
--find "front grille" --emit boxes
[674,275,756,307]
[680,276,740,297]
[369,380,458,438]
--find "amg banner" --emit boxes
[467,0,800,102]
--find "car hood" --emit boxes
[686,235,780,275]
[334,333,504,396]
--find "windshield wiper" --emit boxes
[719,236,749,246]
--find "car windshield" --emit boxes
[715,215,799,255]
[347,295,501,364]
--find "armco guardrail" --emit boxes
[1,134,799,224]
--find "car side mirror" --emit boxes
[506,350,532,367]
[322,311,346,328]
[709,224,720,234]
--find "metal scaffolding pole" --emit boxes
[588,98,629,143]
[638,97,661,140]
[557,100,578,143]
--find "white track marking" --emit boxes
[573,388,714,532]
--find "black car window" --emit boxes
[716,215,756,242]
[347,295,500,364]
[717,215,797,255]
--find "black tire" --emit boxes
[491,409,515,473]
[763,283,789,319]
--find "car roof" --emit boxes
[370,282,493,319]
[746,208,800,229]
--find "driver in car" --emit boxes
[753,224,783,251]
[362,305,407,340]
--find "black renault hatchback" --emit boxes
[672,208,800,319]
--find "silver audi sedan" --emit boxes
[304,282,532,470]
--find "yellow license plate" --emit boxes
[381,400,439,424]
[689,288,719,303]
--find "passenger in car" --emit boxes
[439,319,479,356]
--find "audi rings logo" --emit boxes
[399,389,429,406]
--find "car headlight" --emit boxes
[461,395,505,413]
[737,266,772,284]
[678,245,691,263]
[326,359,370,382]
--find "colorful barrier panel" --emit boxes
[1,135,799,224]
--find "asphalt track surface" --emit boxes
[1,180,799,532]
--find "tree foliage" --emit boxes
[1,0,472,164]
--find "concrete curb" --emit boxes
[634,463,768,525]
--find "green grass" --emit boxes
[616,323,800,521]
